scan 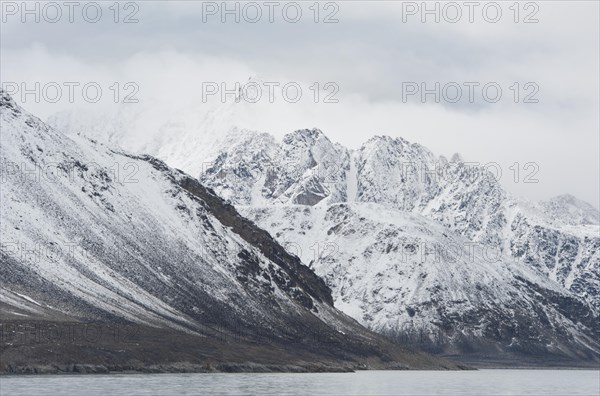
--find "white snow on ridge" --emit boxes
[14,292,42,306]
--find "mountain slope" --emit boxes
[239,203,600,362]
[194,128,599,363]
[0,90,460,372]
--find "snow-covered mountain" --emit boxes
[0,90,459,372]
[186,128,598,361]
[46,106,599,363]
[197,129,600,315]
[241,203,599,359]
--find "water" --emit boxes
[0,370,598,396]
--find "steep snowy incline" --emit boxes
[0,90,459,371]
[240,203,600,361]
[1,90,327,331]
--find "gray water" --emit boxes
[0,370,598,396]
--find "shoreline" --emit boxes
[0,362,455,376]
[3,361,599,375]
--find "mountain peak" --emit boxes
[283,128,328,144]
[542,194,600,225]
[550,194,583,205]
[450,153,464,163]
[362,135,414,151]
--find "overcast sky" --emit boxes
[1,1,598,206]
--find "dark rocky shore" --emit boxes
[0,319,470,375]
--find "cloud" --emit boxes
[1,1,598,206]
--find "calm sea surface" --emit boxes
[1,369,598,396]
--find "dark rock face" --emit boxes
[293,179,328,206]
[173,170,334,308]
